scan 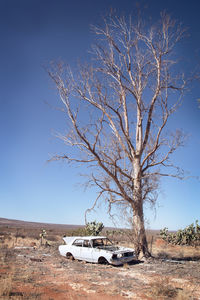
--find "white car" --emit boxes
[59,236,135,266]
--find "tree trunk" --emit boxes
[132,201,150,258]
[132,160,151,258]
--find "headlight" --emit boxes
[117,253,123,258]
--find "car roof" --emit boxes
[63,236,107,244]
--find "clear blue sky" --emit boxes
[0,0,199,230]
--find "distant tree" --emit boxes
[48,12,187,257]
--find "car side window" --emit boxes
[72,239,83,247]
[93,239,103,247]
[83,240,91,247]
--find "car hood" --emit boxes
[96,246,134,253]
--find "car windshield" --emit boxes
[92,238,113,248]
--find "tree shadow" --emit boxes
[169,255,200,262]
[127,259,144,265]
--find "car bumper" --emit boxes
[110,256,134,265]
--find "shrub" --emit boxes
[160,220,200,246]
[85,221,104,236]
[148,278,178,298]
[39,229,47,245]
[63,222,104,237]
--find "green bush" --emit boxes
[63,221,104,237]
[160,220,200,246]
[85,221,104,236]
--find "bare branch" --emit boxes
[48,11,188,257]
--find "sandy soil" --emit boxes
[1,244,200,299]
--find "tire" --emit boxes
[98,257,108,264]
[66,252,74,260]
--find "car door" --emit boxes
[80,240,94,262]
[71,239,83,259]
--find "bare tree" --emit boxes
[48,12,186,257]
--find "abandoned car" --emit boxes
[59,236,135,265]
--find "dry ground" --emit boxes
[0,219,200,299]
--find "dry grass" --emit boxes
[175,289,195,300]
[0,229,60,249]
[148,278,195,299]
[148,278,178,298]
[0,273,13,298]
[1,223,200,259]
[155,245,200,261]
[0,247,42,300]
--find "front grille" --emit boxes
[112,252,134,260]
[123,252,133,257]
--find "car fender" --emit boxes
[92,249,112,263]
[59,245,69,256]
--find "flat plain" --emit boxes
[0,218,200,299]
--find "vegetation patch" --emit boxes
[148,278,194,299]
[160,221,200,246]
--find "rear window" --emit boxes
[72,239,83,247]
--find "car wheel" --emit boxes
[98,257,108,264]
[66,252,74,260]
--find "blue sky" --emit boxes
[0,0,199,230]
